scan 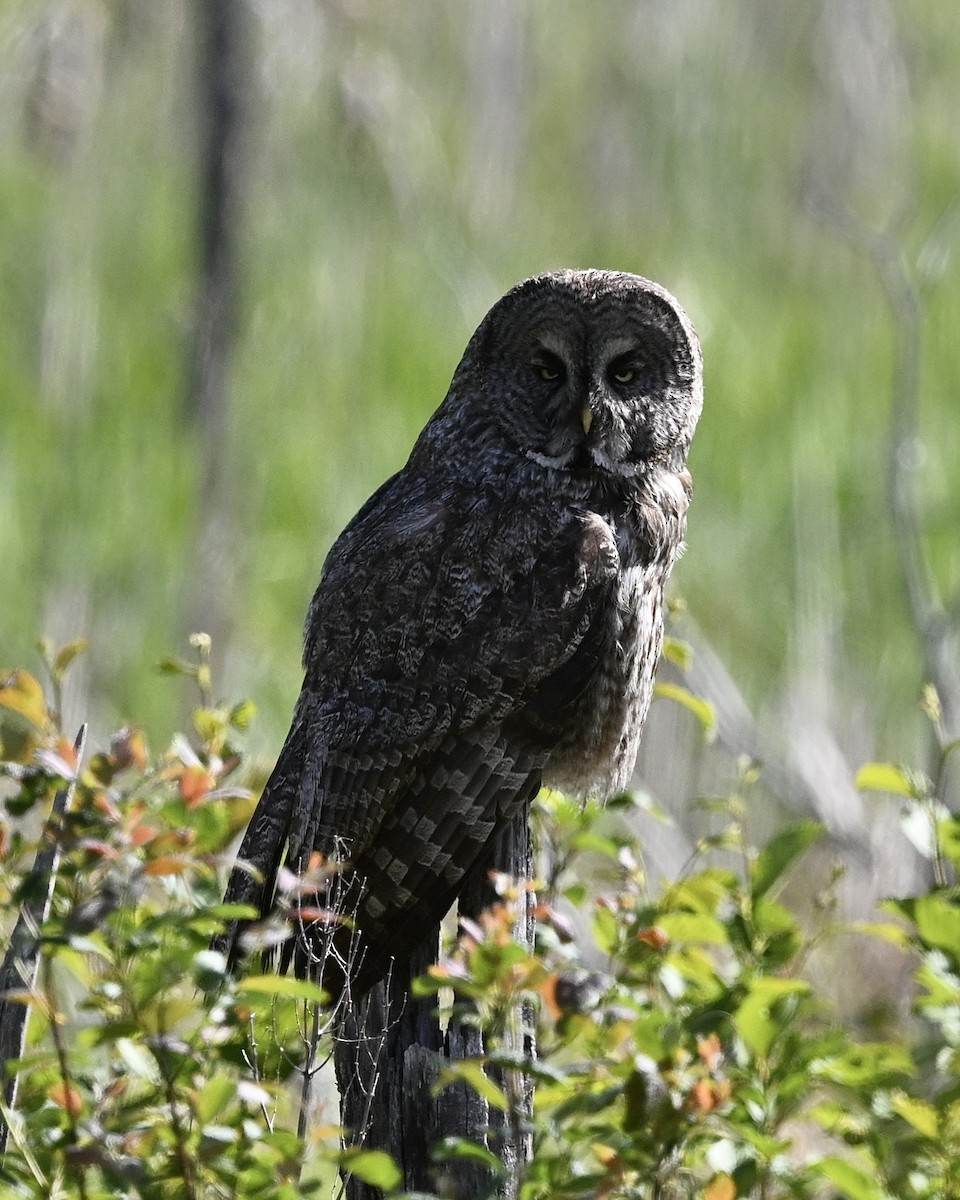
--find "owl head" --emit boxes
[423,269,702,481]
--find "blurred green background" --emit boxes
[1,0,957,806]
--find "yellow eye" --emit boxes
[613,368,635,384]
[536,363,562,382]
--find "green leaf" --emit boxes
[0,669,48,731]
[193,707,225,743]
[749,896,803,965]
[886,894,960,957]
[657,912,728,945]
[936,815,960,869]
[53,638,89,677]
[197,1075,237,1123]
[591,904,619,956]
[890,1089,938,1139]
[230,699,257,730]
[661,636,693,671]
[115,1037,161,1084]
[734,978,809,1057]
[812,1156,888,1200]
[570,830,622,860]
[855,762,929,800]
[432,1136,506,1174]
[666,869,740,915]
[563,882,588,906]
[208,903,259,922]
[848,921,911,948]
[172,795,234,853]
[812,1042,913,1088]
[156,656,194,677]
[915,957,960,1009]
[750,820,823,898]
[238,975,328,1005]
[653,682,715,739]
[339,1149,402,1189]
[436,1060,508,1110]
[807,1100,870,1140]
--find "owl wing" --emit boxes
[220,467,619,991]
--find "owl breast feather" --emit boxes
[539,523,659,797]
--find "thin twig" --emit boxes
[297,999,323,1141]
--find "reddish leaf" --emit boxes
[179,765,216,806]
[537,974,563,1020]
[143,856,189,876]
[129,824,161,848]
[93,790,123,821]
[688,1078,730,1115]
[288,906,342,926]
[77,839,120,860]
[55,737,78,771]
[48,1080,84,1116]
[698,1033,724,1071]
[636,925,669,950]
[705,1175,737,1200]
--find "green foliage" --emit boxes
[3,645,960,1198]
[0,642,333,1199]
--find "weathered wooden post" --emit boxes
[334,806,533,1200]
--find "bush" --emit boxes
[1,639,959,1199]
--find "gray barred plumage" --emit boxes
[219,269,703,998]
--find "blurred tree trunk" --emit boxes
[335,805,534,1200]
[184,0,249,661]
[187,0,245,435]
[462,0,527,232]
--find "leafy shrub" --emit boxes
[1,640,959,1198]
[0,639,341,1199]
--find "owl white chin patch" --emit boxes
[588,447,639,477]
[523,445,640,477]
[524,448,575,469]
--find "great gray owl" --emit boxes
[219,269,702,999]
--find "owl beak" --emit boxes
[580,405,594,436]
